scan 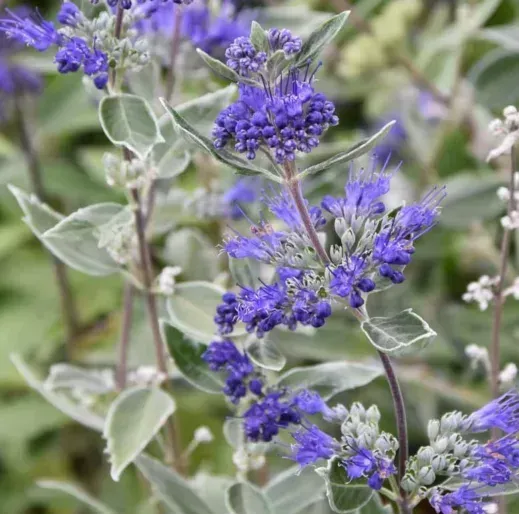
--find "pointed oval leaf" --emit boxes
[157,141,190,179]
[161,320,225,393]
[136,454,215,514]
[45,364,115,394]
[167,281,247,343]
[37,480,116,514]
[246,337,286,372]
[11,354,104,432]
[196,49,258,86]
[361,309,437,357]
[226,482,274,514]
[250,21,269,53]
[104,387,176,481]
[317,459,374,514]
[294,11,350,66]
[298,121,396,179]
[229,258,262,290]
[160,99,282,182]
[277,361,383,400]
[99,94,164,160]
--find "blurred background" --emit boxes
[0,0,518,512]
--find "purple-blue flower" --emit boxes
[57,2,82,27]
[430,486,487,514]
[329,256,375,308]
[343,447,396,491]
[225,36,267,76]
[467,389,519,434]
[223,177,260,219]
[268,28,302,56]
[290,425,336,466]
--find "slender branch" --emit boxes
[335,0,449,105]
[14,94,80,351]
[109,4,125,89]
[284,161,330,265]
[491,147,517,436]
[116,283,134,390]
[130,187,184,471]
[165,6,183,101]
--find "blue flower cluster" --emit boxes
[202,338,330,441]
[422,390,519,514]
[95,0,193,9]
[135,0,248,56]
[0,5,109,89]
[268,28,302,56]
[213,68,339,163]
[225,36,267,76]
[222,177,260,219]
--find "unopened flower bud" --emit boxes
[366,405,381,424]
[418,466,436,485]
[503,105,517,117]
[431,454,447,472]
[432,437,449,454]
[194,426,214,444]
[417,447,434,466]
[427,420,440,441]
[401,474,419,493]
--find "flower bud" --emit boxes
[418,466,436,485]
[366,405,381,424]
[194,426,214,444]
[401,474,419,493]
[417,446,434,466]
[431,454,447,472]
[427,420,440,441]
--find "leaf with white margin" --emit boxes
[298,121,396,179]
[317,459,373,514]
[99,94,164,160]
[167,281,247,343]
[37,480,116,514]
[136,454,216,514]
[277,361,383,400]
[45,363,115,394]
[11,354,104,432]
[226,482,274,514]
[104,387,176,481]
[361,309,437,357]
[246,336,286,372]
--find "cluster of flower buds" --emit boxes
[487,105,519,161]
[462,274,499,311]
[104,153,156,189]
[97,216,136,265]
[155,266,182,295]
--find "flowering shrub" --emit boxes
[1,1,519,514]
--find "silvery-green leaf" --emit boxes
[45,364,115,394]
[157,140,190,179]
[41,203,128,276]
[298,121,395,179]
[265,466,325,514]
[37,480,116,514]
[439,172,506,228]
[229,258,262,289]
[161,320,224,393]
[317,459,374,514]
[223,418,244,449]
[136,454,215,514]
[277,361,383,400]
[361,309,437,357]
[160,99,282,182]
[196,49,258,86]
[163,228,219,282]
[99,94,164,160]
[441,476,519,497]
[226,482,274,514]
[294,11,350,67]
[246,336,286,372]
[11,354,104,432]
[103,387,176,481]
[250,21,269,53]
[254,7,332,38]
[191,473,234,514]
[167,281,247,343]
[477,25,519,52]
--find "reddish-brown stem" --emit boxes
[116,283,134,390]
[109,4,125,89]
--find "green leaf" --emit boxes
[160,99,282,182]
[250,22,269,53]
[99,94,164,160]
[294,11,350,67]
[298,121,395,179]
[361,309,437,357]
[317,459,374,514]
[156,140,191,179]
[45,364,114,394]
[440,172,506,228]
[477,25,519,52]
[11,354,104,432]
[41,203,128,276]
[229,258,262,290]
[136,454,215,514]
[104,387,176,481]
[167,281,246,343]
[161,320,224,393]
[265,466,326,514]
[36,480,116,514]
[246,336,286,372]
[277,361,383,400]
[226,482,274,514]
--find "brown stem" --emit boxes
[335,0,448,105]
[109,4,125,89]
[283,161,330,265]
[14,94,80,351]
[165,7,183,101]
[130,188,184,471]
[116,283,134,390]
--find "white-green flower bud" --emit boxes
[417,446,434,466]
[330,244,343,265]
[431,454,447,472]
[401,474,419,493]
[427,419,440,441]
[418,466,436,485]
[366,405,381,424]
[503,106,517,117]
